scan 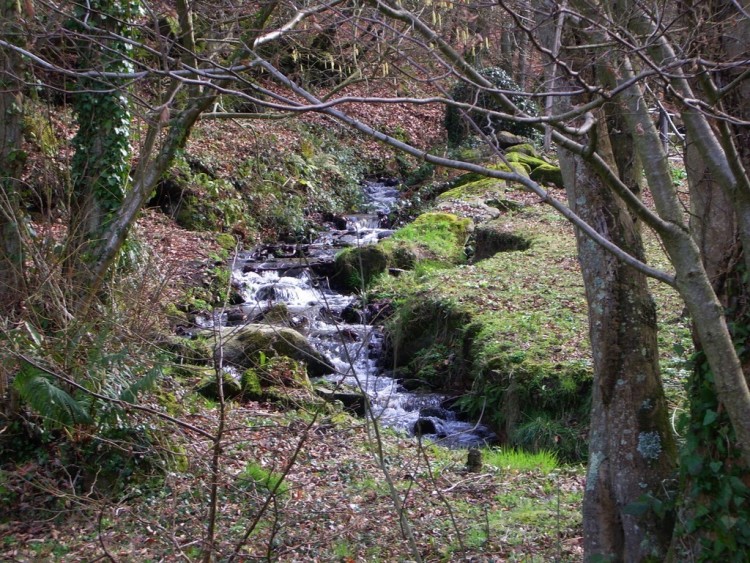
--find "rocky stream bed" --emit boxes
[202,179,496,448]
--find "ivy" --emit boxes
[676,349,750,560]
[70,0,141,251]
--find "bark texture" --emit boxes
[559,115,677,560]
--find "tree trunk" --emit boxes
[559,113,677,561]
[672,2,750,556]
[66,0,136,295]
[0,0,25,419]
[0,0,25,315]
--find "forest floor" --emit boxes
[0,402,586,561]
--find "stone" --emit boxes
[204,324,336,377]
[196,372,243,401]
[530,163,565,189]
[315,387,368,416]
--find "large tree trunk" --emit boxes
[559,113,677,561]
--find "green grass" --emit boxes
[238,461,289,497]
[483,447,559,473]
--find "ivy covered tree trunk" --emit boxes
[66,0,138,295]
[559,112,677,560]
[0,0,26,315]
[672,2,750,557]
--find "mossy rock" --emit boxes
[256,303,292,325]
[438,177,505,201]
[439,164,529,202]
[314,387,368,417]
[206,324,336,377]
[530,163,565,189]
[196,372,243,401]
[164,335,215,367]
[335,245,390,291]
[503,151,549,170]
[387,241,419,270]
[506,143,539,158]
[386,297,472,378]
[241,368,264,400]
[474,221,533,261]
[391,212,473,265]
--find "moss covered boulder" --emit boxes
[208,324,336,377]
[390,212,473,264]
[334,245,390,291]
[530,163,564,188]
[196,370,243,401]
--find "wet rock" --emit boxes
[205,324,336,377]
[224,308,247,325]
[315,387,367,417]
[419,407,453,419]
[413,418,447,437]
[440,397,472,422]
[342,303,366,324]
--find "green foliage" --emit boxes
[675,349,750,560]
[237,125,365,241]
[445,66,540,146]
[239,461,289,497]
[512,413,586,463]
[13,363,93,428]
[69,0,141,254]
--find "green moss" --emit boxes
[438,177,505,201]
[215,324,336,377]
[165,336,215,368]
[241,368,264,400]
[503,151,549,170]
[530,163,564,188]
[391,212,472,264]
[215,233,237,252]
[335,245,390,291]
[439,163,529,201]
[506,143,539,158]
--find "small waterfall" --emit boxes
[231,180,496,448]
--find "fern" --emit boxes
[13,362,93,428]
[119,366,161,403]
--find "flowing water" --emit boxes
[230,180,496,448]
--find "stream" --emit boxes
[229,180,496,448]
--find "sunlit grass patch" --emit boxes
[483,447,559,473]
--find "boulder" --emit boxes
[315,387,368,416]
[196,371,243,400]
[334,245,390,291]
[206,324,336,377]
[530,163,565,189]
